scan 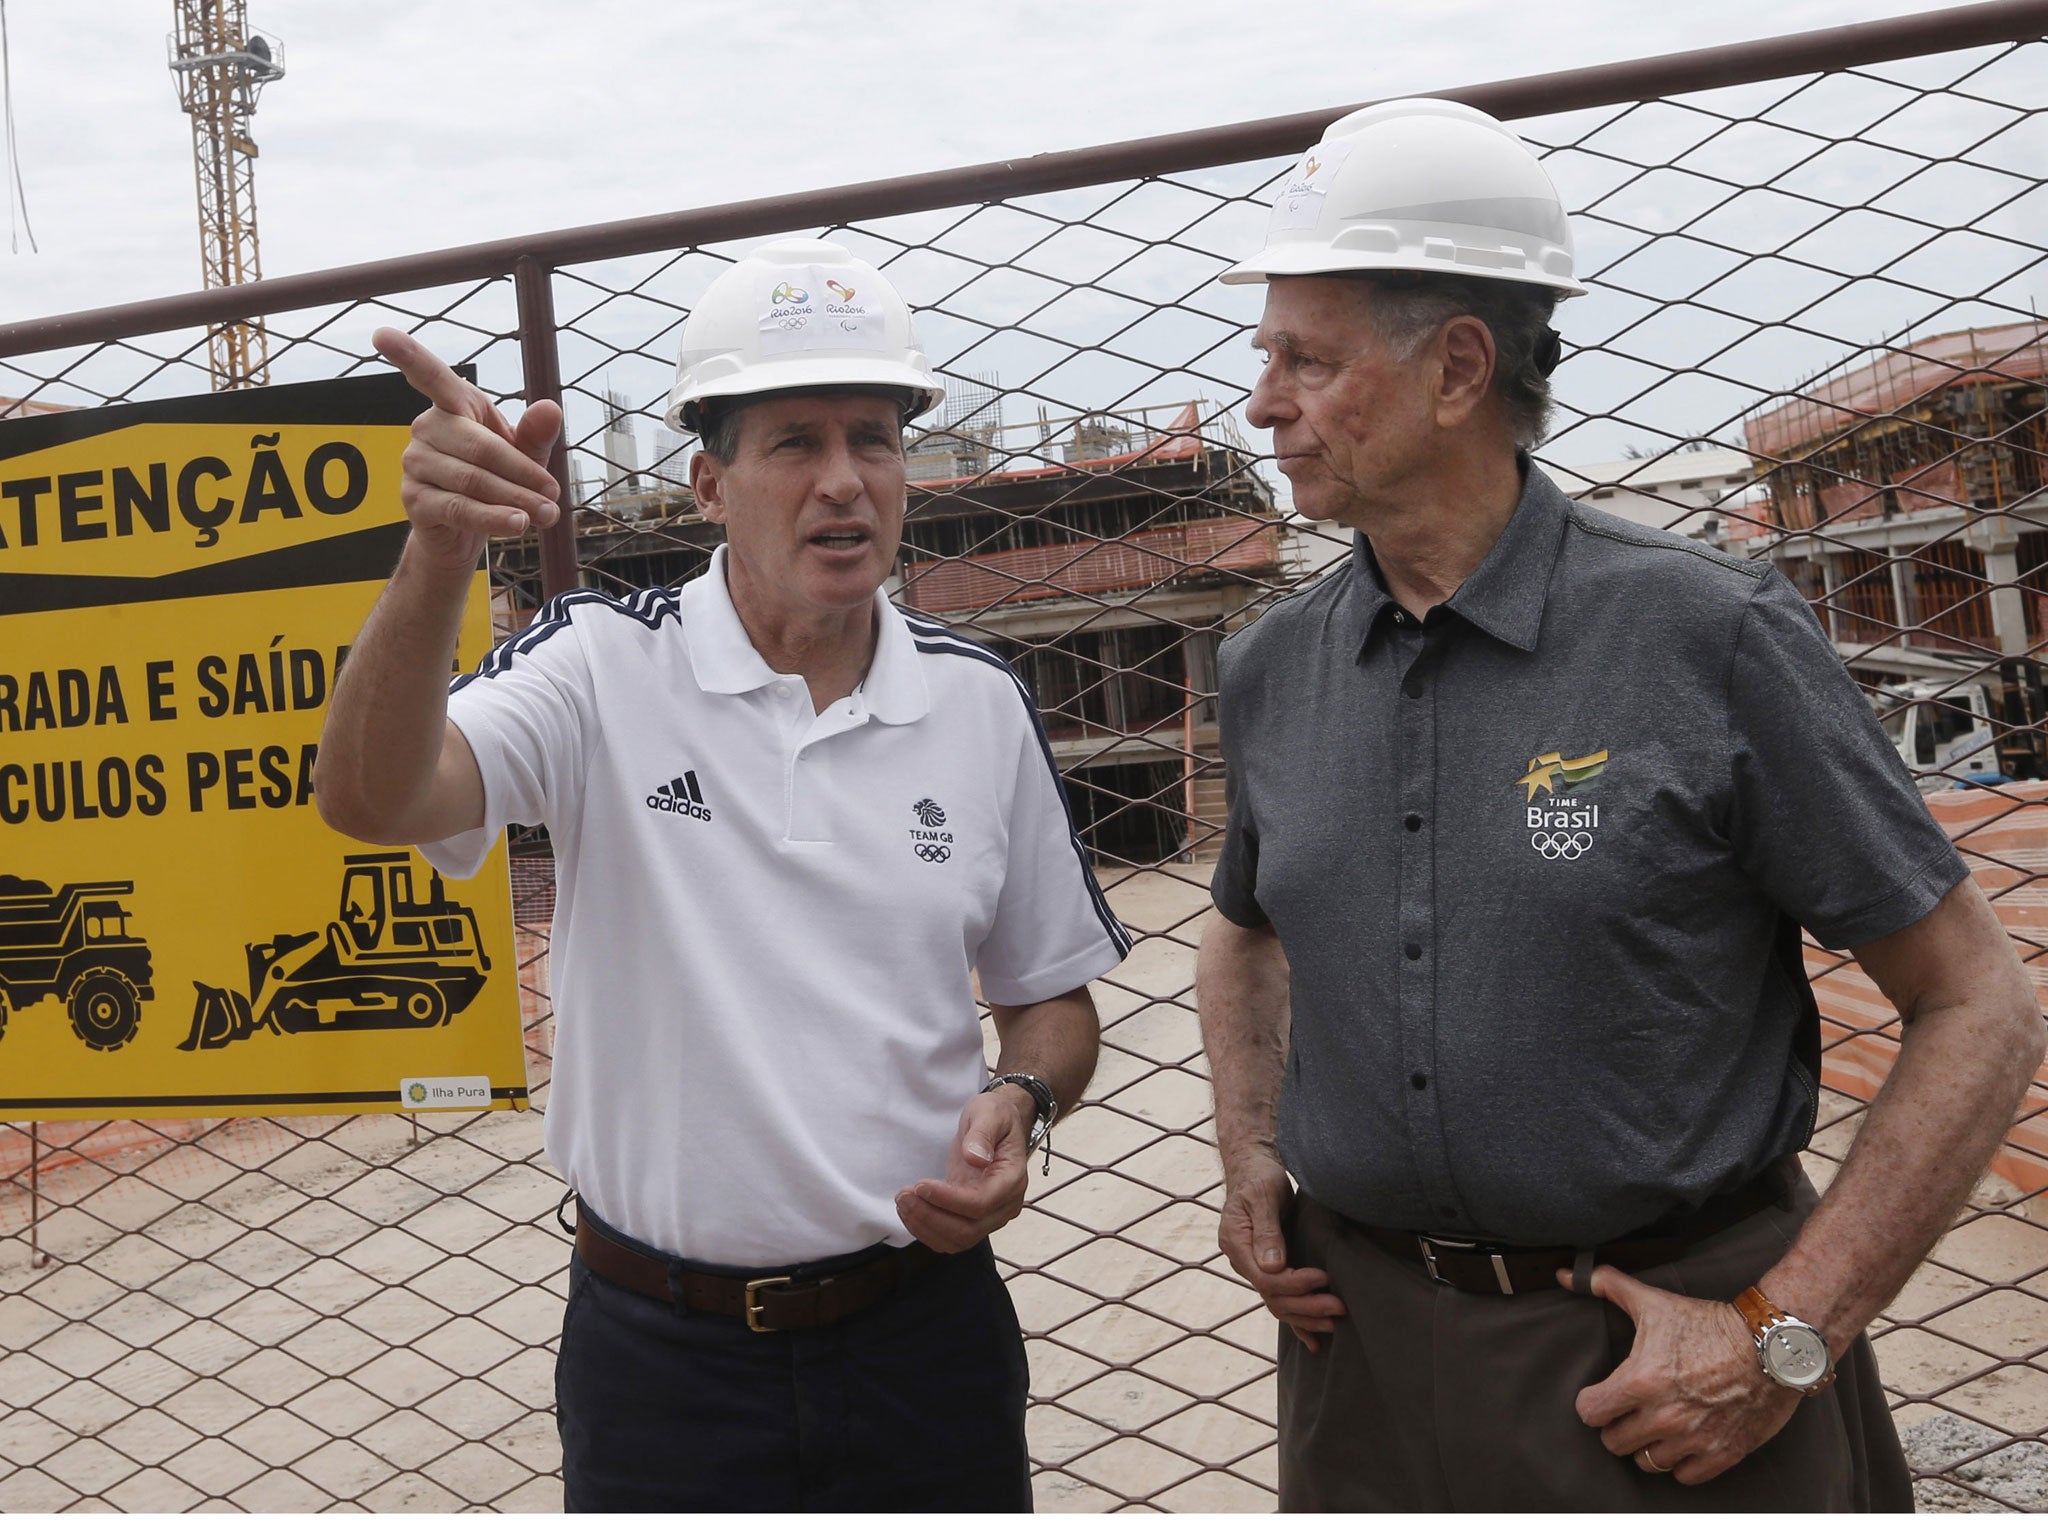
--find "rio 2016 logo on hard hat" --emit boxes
[758,265,886,356]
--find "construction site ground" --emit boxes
[1,852,2043,1513]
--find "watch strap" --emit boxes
[1734,1285,1784,1339]
[982,1073,1058,1172]
[1736,1285,1836,1395]
[984,1072,1057,1131]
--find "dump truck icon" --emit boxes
[185,852,490,1051]
[0,875,156,1051]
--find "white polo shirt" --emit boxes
[421,547,1130,1266]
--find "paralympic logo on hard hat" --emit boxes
[827,279,856,302]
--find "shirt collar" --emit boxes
[680,546,930,724]
[1342,457,1571,656]
[1442,460,1571,653]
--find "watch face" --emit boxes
[1764,1322,1830,1389]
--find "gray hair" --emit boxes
[1355,273,1562,450]
[697,405,744,466]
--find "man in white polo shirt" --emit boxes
[315,240,1130,1512]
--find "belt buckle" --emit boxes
[1415,1235,1516,1295]
[744,1274,794,1333]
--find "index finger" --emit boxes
[372,327,490,422]
[1574,1368,1641,1428]
[907,1175,1012,1219]
[1253,1265,1334,1298]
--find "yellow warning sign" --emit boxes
[0,373,529,1120]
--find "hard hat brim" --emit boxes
[1221,245,1587,298]
[667,356,945,435]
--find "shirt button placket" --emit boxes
[1395,629,1460,1228]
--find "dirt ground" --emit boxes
[0,863,2042,1512]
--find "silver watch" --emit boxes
[1735,1286,1835,1394]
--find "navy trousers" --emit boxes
[555,1208,1033,1512]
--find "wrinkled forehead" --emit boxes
[1250,274,1382,352]
[721,386,910,439]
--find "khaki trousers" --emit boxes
[1277,1177,1912,1512]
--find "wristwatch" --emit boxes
[982,1072,1057,1173]
[1734,1286,1835,1395]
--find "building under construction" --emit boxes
[897,397,1282,866]
[1740,323,2048,686]
[497,386,1284,864]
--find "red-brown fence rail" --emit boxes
[3,3,2047,1511]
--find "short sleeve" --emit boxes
[1727,568,1968,949]
[1210,643,1270,929]
[418,600,596,881]
[973,705,1131,1007]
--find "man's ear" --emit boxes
[690,447,728,527]
[1434,315,1498,430]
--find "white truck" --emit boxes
[1885,664,2047,787]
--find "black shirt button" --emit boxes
[1404,942,1422,960]
[1404,813,1422,832]
[1391,610,1405,626]
[1403,678,1424,699]
[1410,1072,1428,1090]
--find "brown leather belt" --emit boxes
[573,1200,940,1331]
[1353,1161,1794,1297]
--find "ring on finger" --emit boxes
[1637,1447,1670,1474]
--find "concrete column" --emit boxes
[1181,630,1217,724]
[1816,552,1843,642]
[1984,545,2030,658]
[1887,545,1917,637]
[1966,513,2030,659]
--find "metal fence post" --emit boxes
[514,255,579,601]
[28,1122,47,1268]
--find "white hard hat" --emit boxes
[1224,99,1585,297]
[666,238,946,434]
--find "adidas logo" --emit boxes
[646,769,712,822]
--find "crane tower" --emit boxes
[167,2,284,389]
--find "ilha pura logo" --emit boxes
[407,1082,428,1104]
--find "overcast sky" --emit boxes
[0,0,1954,323]
[1,0,2033,483]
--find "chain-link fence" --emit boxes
[4,4,2048,1511]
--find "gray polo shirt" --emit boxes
[1212,465,1967,1247]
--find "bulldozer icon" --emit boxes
[185,852,491,1051]
[0,875,155,1051]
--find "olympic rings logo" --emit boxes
[914,843,951,864]
[1531,831,1593,860]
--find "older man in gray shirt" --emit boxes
[1198,99,2045,1511]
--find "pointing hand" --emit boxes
[372,327,563,571]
